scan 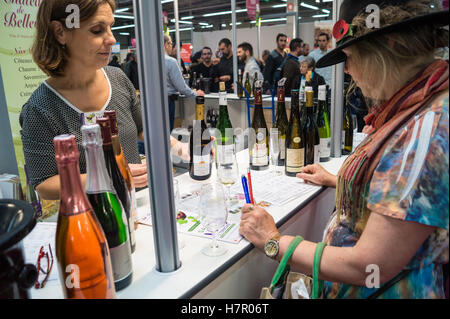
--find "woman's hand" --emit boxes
[239,204,280,250]
[128,163,148,188]
[296,164,337,188]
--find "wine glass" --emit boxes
[217,154,239,208]
[270,128,282,175]
[199,182,228,257]
[173,179,185,249]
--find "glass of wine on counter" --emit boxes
[269,128,283,176]
[217,154,239,208]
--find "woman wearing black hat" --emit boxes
[239,0,449,299]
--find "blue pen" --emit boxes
[241,175,251,204]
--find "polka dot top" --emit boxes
[20,66,143,189]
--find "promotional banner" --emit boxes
[0,1,46,184]
[246,0,260,21]
[180,43,192,64]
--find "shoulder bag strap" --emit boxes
[270,236,304,290]
[312,242,327,299]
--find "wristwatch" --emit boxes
[264,233,281,259]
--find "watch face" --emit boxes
[265,240,279,258]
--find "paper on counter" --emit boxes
[23,222,61,288]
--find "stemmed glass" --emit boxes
[199,182,228,257]
[173,179,185,249]
[217,154,239,208]
[270,128,283,175]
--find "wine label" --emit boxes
[279,137,286,160]
[193,155,211,177]
[320,137,331,158]
[286,148,305,173]
[110,241,133,282]
[219,94,227,106]
[319,89,326,101]
[256,131,265,142]
[217,144,234,165]
[314,144,320,164]
[251,143,268,166]
[196,105,205,121]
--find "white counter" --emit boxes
[30,153,346,299]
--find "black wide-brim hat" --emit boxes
[316,0,449,68]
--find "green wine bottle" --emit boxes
[304,89,320,166]
[245,72,252,98]
[317,85,331,162]
[274,78,288,166]
[216,81,235,165]
[250,80,269,171]
[342,102,354,155]
[82,124,133,292]
[285,89,305,177]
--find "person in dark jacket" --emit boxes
[281,38,304,96]
[108,55,121,68]
[124,53,139,90]
[299,56,326,97]
[263,33,287,93]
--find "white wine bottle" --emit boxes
[317,85,331,162]
[304,89,320,165]
[250,80,269,171]
[273,78,288,166]
[285,89,305,177]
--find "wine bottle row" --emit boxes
[53,110,139,298]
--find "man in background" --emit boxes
[281,38,304,96]
[211,38,236,93]
[124,52,139,90]
[263,33,288,92]
[237,42,263,88]
[309,33,332,86]
[190,47,214,92]
[164,35,204,132]
[299,43,310,63]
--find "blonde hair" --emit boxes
[347,0,448,102]
[32,0,116,77]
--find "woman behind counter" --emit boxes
[239,0,449,299]
[20,0,189,200]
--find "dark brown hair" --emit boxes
[32,0,116,77]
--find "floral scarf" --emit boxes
[336,59,449,233]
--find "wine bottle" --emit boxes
[304,89,320,165]
[81,124,133,291]
[216,82,235,166]
[192,72,197,89]
[237,69,244,98]
[97,118,136,254]
[273,78,288,166]
[317,85,331,162]
[104,110,139,232]
[285,89,305,177]
[245,72,252,98]
[252,72,258,96]
[250,80,269,171]
[342,102,354,155]
[189,96,212,180]
[24,164,42,218]
[53,134,116,299]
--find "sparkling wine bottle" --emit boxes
[250,80,269,171]
[54,134,116,299]
[97,118,136,254]
[104,110,139,231]
[82,124,133,291]
[189,96,212,180]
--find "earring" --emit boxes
[62,44,66,50]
